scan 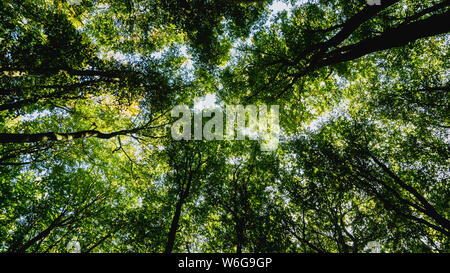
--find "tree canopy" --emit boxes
[0,0,448,253]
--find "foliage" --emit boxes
[0,0,448,253]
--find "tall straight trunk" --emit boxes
[235,219,244,253]
[164,196,184,253]
[164,173,193,253]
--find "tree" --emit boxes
[1,0,449,253]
